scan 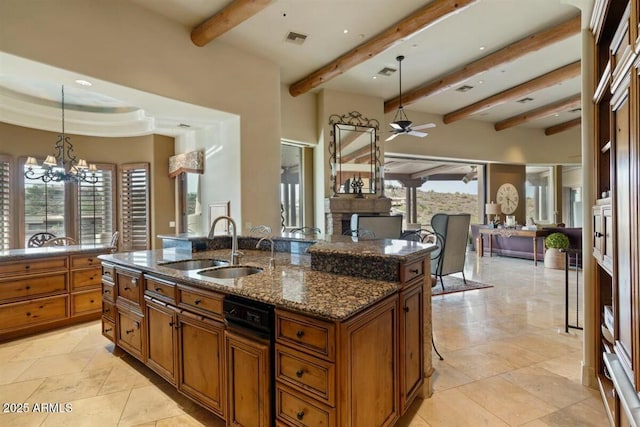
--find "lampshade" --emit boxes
[485,202,501,215]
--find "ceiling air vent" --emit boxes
[378,67,396,76]
[285,31,307,45]
[517,97,534,103]
[569,107,582,113]
[455,85,474,92]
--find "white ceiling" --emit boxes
[1,0,586,176]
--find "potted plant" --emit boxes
[544,232,570,269]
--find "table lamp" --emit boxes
[485,202,501,226]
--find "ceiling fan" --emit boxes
[386,55,436,142]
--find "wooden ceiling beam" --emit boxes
[443,61,581,124]
[288,0,478,97]
[384,15,580,113]
[191,0,273,47]
[544,117,581,135]
[494,94,581,131]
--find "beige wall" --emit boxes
[486,164,527,224]
[0,122,174,248]
[1,0,282,233]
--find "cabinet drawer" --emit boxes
[276,384,335,427]
[117,309,144,359]
[0,273,67,302]
[401,260,424,283]
[102,318,115,342]
[72,289,102,316]
[0,295,68,331]
[102,282,115,302]
[145,275,176,304]
[276,310,335,361]
[116,268,142,306]
[71,267,102,290]
[275,344,335,406]
[71,254,102,269]
[0,257,67,278]
[102,263,115,283]
[102,299,115,321]
[178,286,223,318]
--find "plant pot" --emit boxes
[544,248,565,269]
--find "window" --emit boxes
[280,144,304,229]
[77,165,116,245]
[526,166,555,223]
[119,163,150,251]
[23,164,67,246]
[0,155,11,250]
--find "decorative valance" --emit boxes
[168,151,204,178]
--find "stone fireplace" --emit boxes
[325,197,392,235]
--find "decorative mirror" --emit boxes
[329,111,380,196]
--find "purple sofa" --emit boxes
[470,224,582,267]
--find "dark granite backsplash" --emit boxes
[310,252,400,282]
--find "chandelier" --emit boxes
[24,85,98,184]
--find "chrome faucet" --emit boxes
[256,237,276,269]
[210,215,242,265]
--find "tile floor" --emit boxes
[0,253,607,426]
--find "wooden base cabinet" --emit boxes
[145,297,177,384]
[399,280,424,413]
[275,295,399,427]
[226,329,272,427]
[177,311,226,418]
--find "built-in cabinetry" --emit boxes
[591,1,640,425]
[0,249,107,340]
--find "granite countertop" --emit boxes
[309,235,436,263]
[99,248,400,321]
[0,244,113,261]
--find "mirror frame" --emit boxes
[328,111,380,196]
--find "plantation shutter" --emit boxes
[0,156,11,250]
[119,163,150,251]
[78,165,116,245]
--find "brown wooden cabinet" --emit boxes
[0,250,108,341]
[178,311,226,418]
[226,328,271,426]
[145,297,177,384]
[591,1,640,425]
[399,279,424,413]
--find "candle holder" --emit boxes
[351,174,365,198]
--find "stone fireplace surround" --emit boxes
[325,197,392,235]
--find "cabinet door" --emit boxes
[177,312,225,418]
[399,282,423,414]
[116,308,145,362]
[592,205,604,261]
[226,329,271,427]
[146,298,177,384]
[339,295,399,427]
[601,205,614,272]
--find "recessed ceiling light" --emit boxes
[554,113,560,117]
[75,79,92,86]
[372,76,377,79]
[343,29,348,34]
[478,80,484,84]
[479,46,486,50]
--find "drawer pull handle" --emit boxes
[90,299,95,304]
[594,232,603,238]
[296,411,305,420]
[104,308,111,313]
[88,258,93,263]
[155,287,163,292]
[26,311,31,316]
[403,306,409,312]
[25,265,30,269]
[410,268,419,274]
[295,330,304,338]
[104,328,112,333]
[125,328,134,334]
[25,285,31,290]
[131,278,138,287]
[104,289,111,295]
[124,287,130,291]
[194,299,202,305]
[295,369,304,378]
[89,276,95,280]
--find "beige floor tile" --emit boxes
[117,385,184,426]
[457,375,557,425]
[535,397,609,427]
[431,359,474,392]
[28,368,111,403]
[0,410,48,427]
[40,390,129,427]
[0,358,36,385]
[501,365,595,409]
[98,361,152,395]
[0,378,44,404]
[415,387,510,427]
[155,413,225,427]
[15,349,96,381]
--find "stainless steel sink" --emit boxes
[198,266,263,279]
[160,259,229,270]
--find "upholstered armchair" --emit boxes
[431,213,471,290]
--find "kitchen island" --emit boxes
[99,235,436,426]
